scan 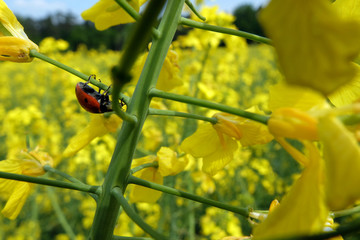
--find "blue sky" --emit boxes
[7,0,268,20]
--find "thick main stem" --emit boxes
[88,1,185,239]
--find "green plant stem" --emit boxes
[114,0,160,39]
[44,165,99,201]
[0,171,100,194]
[332,205,360,218]
[29,50,130,103]
[44,165,85,184]
[114,0,141,21]
[114,100,138,123]
[89,0,183,239]
[30,50,105,88]
[149,88,270,124]
[148,108,217,124]
[128,175,250,217]
[185,0,206,21]
[180,17,272,45]
[111,0,165,120]
[130,162,159,175]
[339,114,360,126]
[112,187,168,239]
[46,187,77,240]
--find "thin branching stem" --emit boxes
[130,162,159,175]
[180,17,272,44]
[29,50,130,102]
[112,187,168,240]
[185,0,206,21]
[114,0,160,38]
[44,165,99,201]
[149,88,270,124]
[148,108,218,124]
[128,175,250,217]
[0,171,100,194]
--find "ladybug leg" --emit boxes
[86,74,96,85]
[99,91,112,113]
[96,78,104,93]
[103,85,111,94]
[120,98,126,108]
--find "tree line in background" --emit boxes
[18,4,264,51]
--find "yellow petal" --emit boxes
[0,36,37,62]
[328,64,360,106]
[213,113,243,140]
[81,0,140,31]
[1,182,32,220]
[202,135,238,176]
[63,115,121,157]
[268,82,326,111]
[0,158,32,198]
[0,0,38,56]
[268,108,318,140]
[333,0,360,20]
[103,114,122,132]
[131,155,157,168]
[213,109,273,147]
[157,147,188,176]
[238,119,273,147]
[130,168,163,203]
[319,116,360,210]
[253,143,328,238]
[157,49,182,91]
[181,123,220,158]
[260,0,360,95]
[0,0,31,40]
[131,47,182,91]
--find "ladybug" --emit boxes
[75,76,113,113]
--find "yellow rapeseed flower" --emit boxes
[319,115,360,210]
[181,123,238,176]
[63,114,122,157]
[130,155,163,203]
[259,0,360,95]
[39,37,69,54]
[81,0,147,31]
[262,101,360,237]
[130,147,187,203]
[131,46,182,91]
[267,108,318,141]
[252,142,328,239]
[177,6,235,50]
[0,0,38,62]
[157,147,188,176]
[181,110,272,175]
[0,147,53,219]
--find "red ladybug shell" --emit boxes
[75,82,111,113]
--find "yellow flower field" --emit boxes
[1,1,360,239]
[0,35,290,238]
